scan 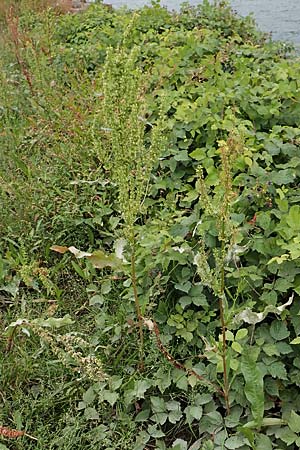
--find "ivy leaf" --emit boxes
[241,351,264,427]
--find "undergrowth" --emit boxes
[1,1,300,449]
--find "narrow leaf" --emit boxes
[241,351,264,427]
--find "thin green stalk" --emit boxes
[220,213,230,415]
[130,231,144,370]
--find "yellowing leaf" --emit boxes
[68,246,92,258]
[50,245,69,254]
[87,250,121,269]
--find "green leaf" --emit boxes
[290,337,300,345]
[103,390,119,406]
[172,439,188,450]
[83,387,96,405]
[135,409,150,422]
[147,424,165,438]
[263,343,280,357]
[184,405,203,423]
[241,351,264,427]
[255,434,272,450]
[267,361,287,380]
[288,410,300,433]
[275,427,298,445]
[151,396,167,413]
[224,435,246,449]
[231,341,242,353]
[89,294,104,306]
[101,280,111,294]
[134,379,153,398]
[270,320,290,341]
[174,281,192,293]
[272,169,295,186]
[286,205,300,230]
[84,407,99,420]
[235,329,248,341]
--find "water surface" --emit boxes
[98,0,300,44]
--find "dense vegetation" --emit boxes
[1,1,300,448]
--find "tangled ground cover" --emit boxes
[1,1,300,448]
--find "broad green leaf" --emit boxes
[101,280,111,295]
[134,431,150,450]
[151,396,167,413]
[103,390,118,406]
[225,330,235,341]
[89,294,104,306]
[83,387,96,405]
[172,439,188,450]
[235,329,248,341]
[290,337,300,345]
[195,393,213,405]
[241,351,264,427]
[263,343,280,356]
[134,379,153,398]
[275,427,298,445]
[224,434,246,449]
[135,409,150,422]
[231,341,242,354]
[286,205,300,230]
[270,320,290,341]
[288,410,300,433]
[184,405,203,423]
[267,361,287,379]
[84,407,99,420]
[151,412,168,425]
[147,424,165,438]
[255,434,272,450]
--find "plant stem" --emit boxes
[130,230,144,370]
[220,219,230,415]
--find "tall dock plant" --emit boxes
[194,133,242,414]
[99,44,165,369]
